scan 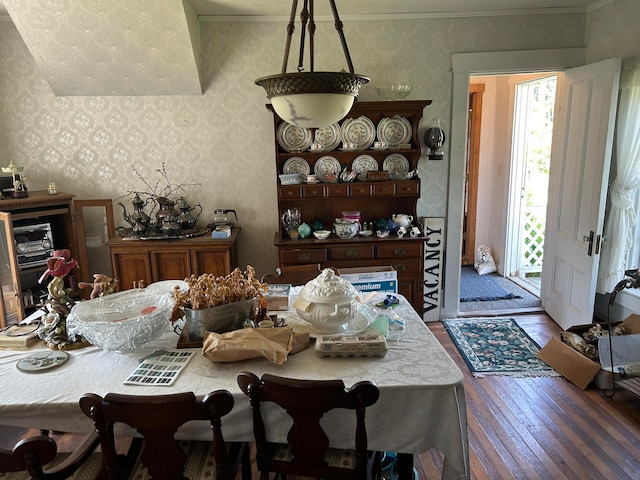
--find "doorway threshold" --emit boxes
[459,306,545,318]
[509,276,540,298]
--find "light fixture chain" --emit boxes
[281,0,299,74]
[329,0,354,73]
[297,0,310,73]
[308,0,316,72]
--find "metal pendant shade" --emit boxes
[255,0,369,129]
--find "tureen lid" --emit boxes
[298,268,359,304]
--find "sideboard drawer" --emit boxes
[279,186,302,199]
[329,245,374,261]
[372,183,395,196]
[282,248,327,264]
[350,184,371,196]
[302,185,324,198]
[396,181,420,195]
[377,243,422,259]
[326,184,349,197]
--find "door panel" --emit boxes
[542,58,620,329]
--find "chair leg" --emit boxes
[240,443,252,480]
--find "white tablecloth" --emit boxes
[0,293,469,480]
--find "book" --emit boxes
[0,323,42,349]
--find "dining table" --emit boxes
[0,291,469,480]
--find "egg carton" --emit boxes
[314,333,388,358]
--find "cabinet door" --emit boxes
[151,251,191,281]
[111,252,152,291]
[191,250,232,277]
[0,212,23,327]
[73,199,114,289]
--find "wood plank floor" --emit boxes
[41,313,640,479]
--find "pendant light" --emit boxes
[255,0,369,129]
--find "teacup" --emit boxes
[410,226,421,237]
[306,174,318,183]
[397,226,407,237]
[310,143,322,151]
[374,141,388,149]
[342,142,357,150]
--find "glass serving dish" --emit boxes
[66,286,180,352]
[375,85,412,101]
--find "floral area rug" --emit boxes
[443,317,559,377]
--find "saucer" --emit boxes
[372,147,388,151]
[359,230,373,236]
[285,312,369,338]
[340,147,358,152]
[306,180,320,184]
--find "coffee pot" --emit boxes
[177,198,202,230]
[211,209,238,226]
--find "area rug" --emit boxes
[443,317,558,377]
[459,266,522,302]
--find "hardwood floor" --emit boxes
[35,313,640,480]
[423,313,640,480]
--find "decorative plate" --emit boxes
[313,123,341,151]
[377,115,412,146]
[277,122,313,152]
[314,156,342,182]
[283,157,311,175]
[352,155,379,181]
[340,116,375,150]
[383,153,410,174]
[17,350,69,373]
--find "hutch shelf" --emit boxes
[269,100,431,313]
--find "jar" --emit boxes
[48,182,57,195]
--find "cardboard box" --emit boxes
[536,314,640,390]
[264,284,291,311]
[596,333,640,389]
[338,266,398,295]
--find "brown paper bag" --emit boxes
[202,327,294,365]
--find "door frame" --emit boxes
[442,48,586,318]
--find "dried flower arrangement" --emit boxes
[171,266,268,323]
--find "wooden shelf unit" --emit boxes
[270,100,431,313]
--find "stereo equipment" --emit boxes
[13,223,54,269]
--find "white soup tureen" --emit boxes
[293,268,361,334]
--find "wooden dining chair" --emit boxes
[79,391,250,480]
[261,264,338,286]
[0,429,101,479]
[237,371,382,480]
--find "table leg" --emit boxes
[397,453,414,480]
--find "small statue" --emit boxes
[78,274,119,299]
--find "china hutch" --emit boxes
[270,100,431,313]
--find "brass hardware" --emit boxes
[395,264,406,270]
[296,253,312,262]
[393,248,407,256]
[345,249,360,257]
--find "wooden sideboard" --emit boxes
[105,228,240,290]
[269,100,431,313]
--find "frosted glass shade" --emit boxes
[256,71,369,129]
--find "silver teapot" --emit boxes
[177,198,202,230]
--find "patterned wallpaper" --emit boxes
[0,12,586,278]
[3,0,202,96]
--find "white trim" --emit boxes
[442,48,587,319]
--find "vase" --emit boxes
[183,297,257,341]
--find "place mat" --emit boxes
[459,266,522,302]
[443,318,559,377]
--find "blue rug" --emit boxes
[443,318,558,377]
[459,266,522,302]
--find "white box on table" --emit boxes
[337,266,398,294]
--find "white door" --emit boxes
[541,58,621,330]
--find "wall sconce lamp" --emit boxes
[255,0,369,129]
[423,118,446,160]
